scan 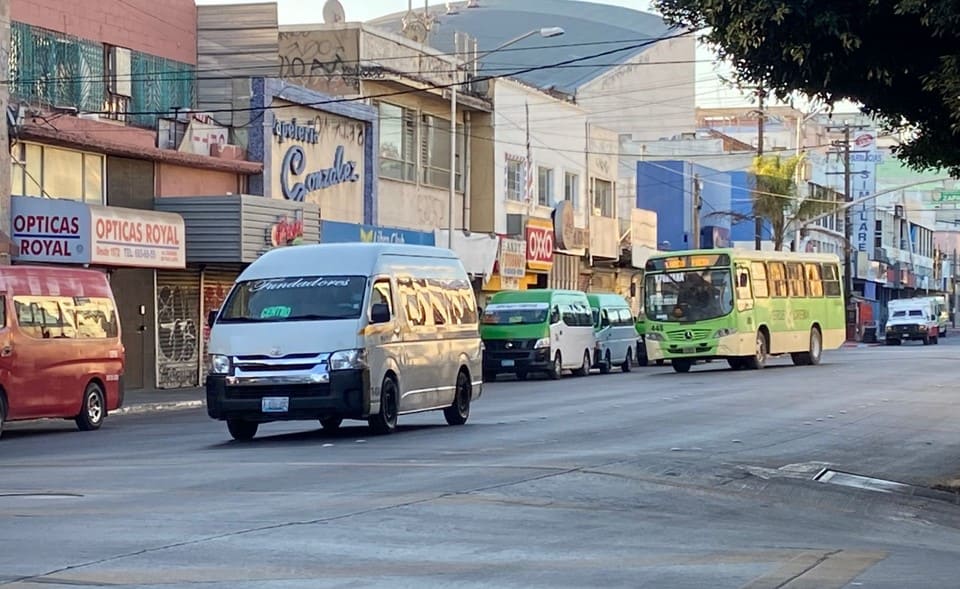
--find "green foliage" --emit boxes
[653,0,960,176]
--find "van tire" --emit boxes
[923,336,931,345]
[75,382,106,432]
[444,370,471,426]
[319,417,343,431]
[621,348,633,373]
[369,376,398,435]
[0,394,6,439]
[227,419,258,441]
[573,351,591,377]
[548,352,563,380]
[599,350,612,374]
[933,335,940,345]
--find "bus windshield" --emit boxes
[644,268,733,322]
[482,303,549,325]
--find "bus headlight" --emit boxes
[329,349,367,371]
[646,332,665,342]
[208,354,231,375]
[712,328,738,338]
[533,337,550,349]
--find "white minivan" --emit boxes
[206,243,483,440]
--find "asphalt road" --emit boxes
[2,341,960,588]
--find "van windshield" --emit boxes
[482,303,549,325]
[909,310,923,317]
[218,275,368,323]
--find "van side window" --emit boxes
[396,277,425,327]
[370,279,393,318]
[74,297,119,339]
[576,303,593,327]
[619,308,634,325]
[13,296,77,339]
[425,279,450,326]
[549,306,560,324]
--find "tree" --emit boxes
[653,0,960,175]
[709,155,839,251]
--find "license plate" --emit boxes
[261,397,289,413]
[682,347,695,354]
[501,359,515,367]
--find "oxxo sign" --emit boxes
[525,218,554,272]
[274,116,361,202]
[11,196,186,269]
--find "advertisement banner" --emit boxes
[321,221,435,245]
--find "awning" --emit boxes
[434,230,500,281]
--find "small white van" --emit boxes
[885,298,940,345]
[206,243,483,440]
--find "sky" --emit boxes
[194,0,856,112]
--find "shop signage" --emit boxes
[321,220,435,246]
[525,218,554,272]
[274,116,360,202]
[552,200,588,251]
[270,211,305,247]
[499,238,527,279]
[10,196,185,269]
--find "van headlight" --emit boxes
[208,354,231,375]
[646,332,665,341]
[329,349,367,371]
[712,328,737,338]
[533,337,550,349]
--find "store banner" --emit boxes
[498,238,526,290]
[322,220,435,246]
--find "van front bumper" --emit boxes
[205,369,370,422]
[483,349,552,374]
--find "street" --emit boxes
[2,342,960,588]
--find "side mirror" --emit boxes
[601,316,610,328]
[370,303,391,324]
[207,310,218,328]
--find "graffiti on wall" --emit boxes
[156,283,199,388]
[278,30,384,96]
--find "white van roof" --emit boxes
[240,243,459,280]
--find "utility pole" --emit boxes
[692,174,702,249]
[842,124,853,321]
[754,88,765,251]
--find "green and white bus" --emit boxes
[643,249,846,373]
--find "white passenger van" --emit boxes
[885,298,940,345]
[205,243,483,440]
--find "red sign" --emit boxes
[525,221,554,272]
[270,211,304,247]
[855,133,874,148]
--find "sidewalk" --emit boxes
[114,387,205,416]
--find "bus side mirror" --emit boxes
[207,310,218,328]
[370,303,391,324]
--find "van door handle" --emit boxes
[0,345,12,357]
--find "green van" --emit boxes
[481,289,596,380]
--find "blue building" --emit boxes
[636,161,733,251]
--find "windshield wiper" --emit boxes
[286,314,350,321]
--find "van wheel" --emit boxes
[75,382,106,432]
[573,351,591,376]
[227,419,258,441]
[933,335,940,345]
[599,350,612,374]
[923,336,931,345]
[548,352,563,380]
[319,417,343,431]
[369,376,398,435]
[444,370,471,426]
[621,348,633,373]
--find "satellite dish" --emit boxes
[323,0,346,24]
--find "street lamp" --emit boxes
[447,26,566,248]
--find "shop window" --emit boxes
[378,102,417,182]
[538,167,554,206]
[506,158,524,201]
[420,115,464,191]
[594,179,614,217]
[44,147,84,200]
[25,143,43,197]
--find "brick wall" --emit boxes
[11,0,196,64]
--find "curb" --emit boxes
[113,400,204,416]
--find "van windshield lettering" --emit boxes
[482,303,549,325]
[218,275,367,323]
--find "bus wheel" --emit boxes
[744,331,768,370]
[656,359,665,366]
[227,419,258,441]
[621,348,633,373]
[600,350,612,374]
[369,376,399,435]
[548,352,563,380]
[727,358,744,370]
[672,359,693,373]
[75,382,106,432]
[444,370,471,426]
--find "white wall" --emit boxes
[576,36,696,142]
[493,79,588,234]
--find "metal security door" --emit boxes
[156,270,201,389]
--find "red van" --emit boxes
[0,266,125,437]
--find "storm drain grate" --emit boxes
[814,469,960,504]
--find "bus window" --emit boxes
[805,264,824,297]
[768,262,788,297]
[787,263,806,297]
[736,267,752,301]
[750,262,769,298]
[822,264,842,297]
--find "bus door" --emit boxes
[735,265,754,312]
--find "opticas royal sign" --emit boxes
[10,196,186,269]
